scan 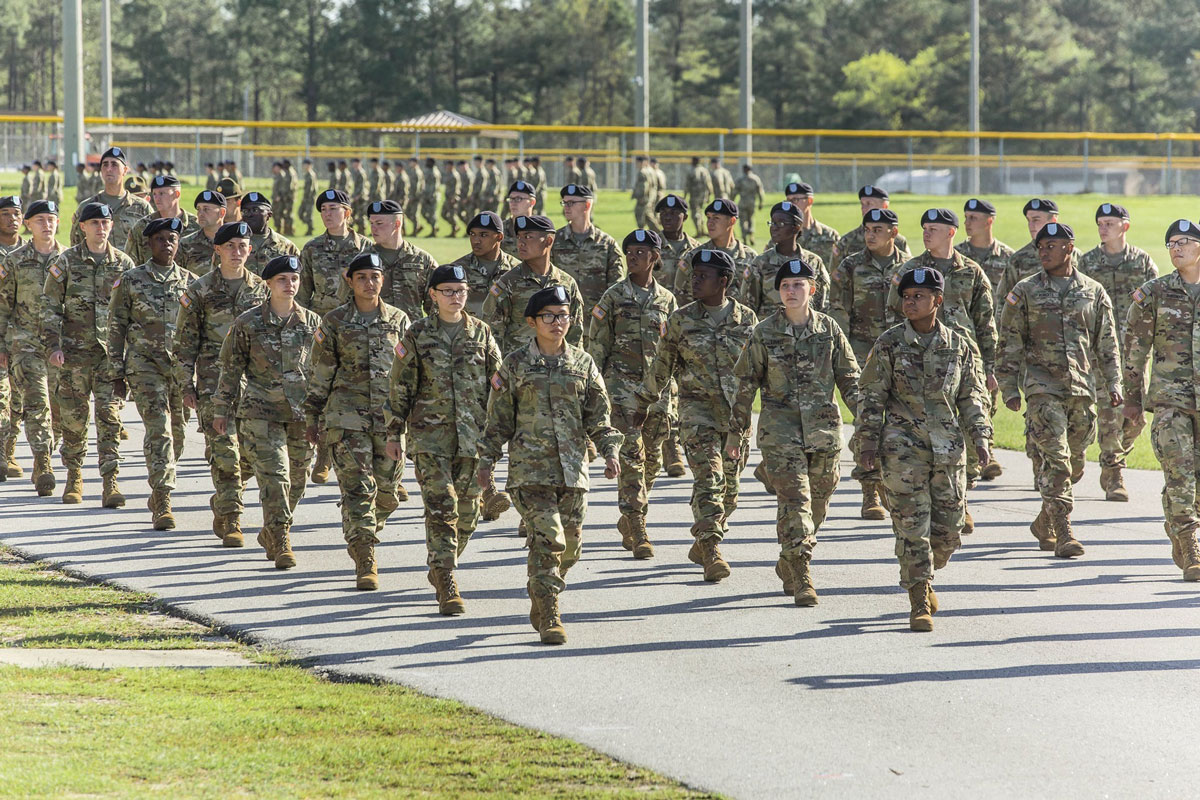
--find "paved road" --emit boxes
[2,415,1196,799]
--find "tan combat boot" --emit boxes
[963,508,975,535]
[62,468,83,504]
[222,515,244,548]
[538,592,566,645]
[981,460,1003,480]
[1053,511,1085,559]
[1178,534,1200,582]
[150,488,176,531]
[479,485,511,521]
[431,566,465,615]
[527,583,541,632]
[274,528,297,569]
[860,482,885,520]
[617,514,634,551]
[1030,507,1056,551]
[33,453,54,496]
[1101,466,1129,502]
[395,483,409,502]
[663,438,686,477]
[311,448,331,484]
[908,582,934,632]
[349,541,379,589]
[1168,525,1185,569]
[630,516,654,560]
[689,536,730,582]
[775,559,795,596]
[785,555,818,607]
[754,462,776,496]
[257,528,277,561]
[101,473,125,508]
[5,437,21,478]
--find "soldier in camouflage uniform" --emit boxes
[123,175,201,265]
[176,190,227,275]
[240,193,300,276]
[1079,202,1159,501]
[271,164,287,230]
[994,199,1077,308]
[107,217,198,529]
[729,258,859,606]
[217,177,242,223]
[588,229,677,559]
[175,222,270,546]
[649,194,695,479]
[405,158,424,236]
[634,249,758,582]
[279,159,298,236]
[733,165,765,246]
[672,199,757,308]
[44,162,62,205]
[348,158,368,233]
[829,208,911,518]
[577,157,598,192]
[831,185,910,270]
[389,264,500,613]
[563,156,582,187]
[479,284,622,645]
[213,255,319,569]
[0,196,24,479]
[70,147,153,257]
[500,181,537,257]
[551,184,625,341]
[997,223,1121,560]
[307,253,410,590]
[0,199,60,494]
[1123,219,1200,581]
[631,156,656,229]
[450,212,519,317]
[684,158,714,237]
[784,182,840,269]
[858,267,991,632]
[530,157,549,215]
[366,199,439,328]
[367,158,384,204]
[43,203,134,507]
[28,162,44,204]
[440,160,461,237]
[708,158,735,202]
[480,158,503,214]
[420,158,441,237]
[298,160,317,237]
[739,201,831,316]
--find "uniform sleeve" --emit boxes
[673,251,693,298]
[954,339,992,449]
[995,288,1029,403]
[636,312,681,408]
[970,270,998,374]
[583,357,623,459]
[726,328,766,449]
[736,264,761,315]
[854,339,892,454]
[173,286,202,395]
[124,226,148,266]
[886,268,903,320]
[40,255,68,355]
[105,277,132,379]
[0,256,15,352]
[832,323,861,415]
[481,283,508,352]
[828,260,853,337]
[303,320,338,427]
[1092,290,1122,395]
[386,328,420,441]
[566,283,585,347]
[297,246,315,309]
[606,239,626,288]
[1122,284,1154,408]
[212,321,250,419]
[586,292,616,371]
[480,358,517,469]
[813,257,830,312]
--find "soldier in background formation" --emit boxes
[177,190,226,274]
[832,185,910,269]
[733,164,765,246]
[684,158,713,237]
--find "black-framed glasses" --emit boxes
[435,288,468,298]
[535,313,571,324]
[1167,237,1200,249]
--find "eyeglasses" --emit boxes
[768,220,796,229]
[560,200,587,208]
[1036,242,1069,251]
[434,288,468,298]
[1167,237,1200,249]
[507,196,532,204]
[535,313,571,324]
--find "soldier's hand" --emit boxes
[860,449,877,472]
[604,455,620,480]
[111,378,128,400]
[1110,390,1123,408]
[0,352,8,369]
[1005,397,1021,412]
[49,349,65,367]
[976,445,990,468]
[477,465,493,490]
[986,372,998,393]
[183,391,198,410]
[726,445,741,461]
[385,441,404,462]
[304,425,321,446]
[212,416,228,436]
[1123,403,1144,422]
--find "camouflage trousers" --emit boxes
[635,403,673,499]
[683,425,750,541]
[1025,394,1095,515]
[413,452,480,569]
[405,200,422,231]
[198,398,245,518]
[127,371,185,491]
[686,194,709,235]
[633,202,651,229]
[237,418,313,536]
[612,405,648,518]
[420,196,438,230]
[0,366,21,453]
[737,205,757,241]
[511,484,586,596]
[58,348,121,476]
[329,428,399,546]
[1149,407,1200,542]
[7,352,53,455]
[277,195,294,236]
[351,198,367,232]
[882,445,966,589]
[848,337,881,484]
[761,447,840,559]
[440,198,458,228]
[1097,401,1144,470]
[299,196,314,231]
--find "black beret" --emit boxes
[770,201,803,222]
[775,258,816,289]
[195,190,226,209]
[963,198,996,216]
[560,184,593,198]
[213,221,252,245]
[862,208,899,227]
[513,215,555,234]
[524,285,572,317]
[428,264,469,287]
[240,191,271,210]
[858,184,889,200]
[1165,219,1200,244]
[897,267,945,294]
[467,212,503,233]
[704,198,737,217]
[149,175,180,189]
[1034,222,1074,243]
[77,202,112,222]
[100,146,127,164]
[345,252,383,276]
[144,217,184,238]
[622,229,662,251]
[507,180,537,197]
[1095,202,1130,221]
[784,181,814,197]
[262,255,301,280]
[921,208,959,227]
[317,189,349,209]
[367,199,403,215]
[0,195,20,211]
[24,199,57,217]
[692,248,735,277]
[1022,198,1058,215]
[655,194,688,213]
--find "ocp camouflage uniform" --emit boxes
[368,165,384,203]
[441,168,461,231]
[733,172,765,243]
[123,210,201,266]
[797,219,840,271]
[371,239,439,321]
[857,320,990,589]
[389,313,500,567]
[550,224,626,322]
[174,267,269,523]
[632,166,656,229]
[42,243,135,477]
[298,230,371,316]
[45,170,63,205]
[956,239,1015,312]
[245,228,300,277]
[406,163,425,225]
[214,302,320,547]
[657,232,700,296]
[306,301,410,545]
[481,163,503,213]
[420,164,441,233]
[481,341,622,596]
[390,166,411,210]
[299,167,317,234]
[737,244,831,315]
[1079,243,1158,478]
[637,298,758,542]
[176,229,217,274]
[107,261,198,493]
[69,191,153,255]
[672,239,756,307]
[481,263,584,355]
[448,249,520,316]
[531,164,549,214]
[349,164,368,230]
[684,167,713,236]
[994,241,1080,310]
[500,217,519,258]
[831,226,911,270]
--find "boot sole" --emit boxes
[1055,544,1085,559]
[861,508,885,520]
[275,554,297,569]
[103,499,126,508]
[1105,492,1129,502]
[356,579,380,590]
[539,628,566,645]
[665,466,685,477]
[633,545,654,560]
[153,518,176,531]
[1184,566,1200,582]
[222,534,245,548]
[703,563,731,582]
[62,495,82,504]
[910,617,933,632]
[794,591,819,607]
[439,600,466,615]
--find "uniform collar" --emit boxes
[902,319,949,346]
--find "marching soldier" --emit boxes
[784,182,840,269]
[366,199,439,324]
[70,147,153,255]
[348,158,368,232]
[240,192,300,276]
[123,175,201,265]
[994,198,1076,304]
[44,161,63,205]
[441,159,461,237]
[551,184,625,335]
[405,158,424,236]
[576,157,598,192]
[298,160,317,237]
[631,156,656,229]
[733,164,765,246]
[500,181,537,257]
[684,157,713,237]
[738,201,832,316]
[420,158,441,237]
[956,198,1014,307]
[672,199,756,307]
[450,212,519,317]
[0,196,24,478]
[176,190,227,274]
[831,185,910,269]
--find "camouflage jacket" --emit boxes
[1078,243,1159,337]
[657,232,701,299]
[857,320,991,466]
[173,266,269,397]
[587,277,678,410]
[887,251,997,374]
[798,218,840,270]
[69,191,153,253]
[956,238,1015,306]
[349,167,368,201]
[550,224,626,309]
[367,167,384,202]
[45,171,63,204]
[447,250,520,316]
[734,173,765,210]
[730,310,859,453]
[372,238,439,321]
[305,300,410,433]
[737,243,831,316]
[832,226,910,270]
[0,240,64,356]
[41,243,135,356]
[298,230,371,316]
[443,169,462,203]
[388,312,501,456]
[672,238,757,307]
[632,167,656,202]
[579,166,598,192]
[710,167,735,199]
[107,261,199,378]
[997,268,1120,403]
[1123,271,1200,412]
[301,169,317,204]
[214,302,320,422]
[123,209,201,266]
[636,298,758,434]
[245,228,301,277]
[480,340,622,489]
[390,168,411,207]
[994,240,1080,304]
[177,229,217,274]
[685,167,713,200]
[481,261,585,355]
[828,245,910,356]
[500,218,519,259]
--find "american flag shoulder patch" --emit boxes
[490,372,504,391]
[891,273,901,285]
[112,276,121,289]
[314,327,326,344]
[660,320,667,337]
[179,292,192,307]
[0,266,6,280]
[1005,291,1019,306]
[49,263,63,279]
[395,340,407,358]
[489,283,501,297]
[1131,287,1146,304]
[743,267,751,279]
[591,305,605,321]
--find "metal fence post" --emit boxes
[814,134,820,191]
[1082,138,1090,193]
[1166,138,1173,195]
[906,137,914,193]
[194,127,201,184]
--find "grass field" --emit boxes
[5,173,1177,468]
